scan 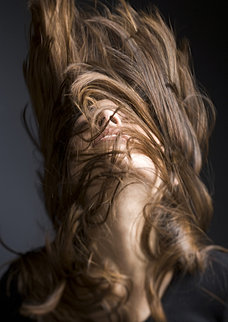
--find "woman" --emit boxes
[1,0,228,321]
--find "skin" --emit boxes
[75,99,172,321]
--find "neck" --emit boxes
[90,180,151,321]
[89,179,172,321]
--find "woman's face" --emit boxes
[73,100,165,275]
[75,99,129,150]
[75,99,160,182]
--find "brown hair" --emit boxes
[5,0,221,321]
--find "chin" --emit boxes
[128,153,157,177]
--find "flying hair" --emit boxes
[6,0,220,321]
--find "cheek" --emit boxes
[74,126,93,151]
[76,136,88,150]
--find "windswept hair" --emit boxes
[6,0,219,321]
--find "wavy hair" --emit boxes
[6,0,219,321]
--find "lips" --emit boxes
[93,128,128,146]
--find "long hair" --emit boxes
[6,0,218,321]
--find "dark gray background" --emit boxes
[0,1,227,271]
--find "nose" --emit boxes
[97,109,122,128]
